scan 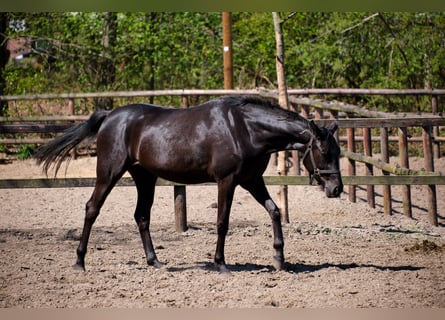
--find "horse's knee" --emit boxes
[84,208,99,223]
[269,209,281,222]
[135,216,149,231]
[85,199,93,213]
[265,199,280,220]
[268,207,281,222]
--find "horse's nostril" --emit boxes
[333,186,340,197]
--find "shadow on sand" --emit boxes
[165,261,423,274]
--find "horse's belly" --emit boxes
[152,168,214,184]
[136,152,214,184]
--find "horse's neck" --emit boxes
[247,114,313,152]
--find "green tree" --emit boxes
[2,12,444,113]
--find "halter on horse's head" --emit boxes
[301,121,343,198]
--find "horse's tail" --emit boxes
[34,110,111,176]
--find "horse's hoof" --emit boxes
[215,263,232,275]
[72,262,86,272]
[272,257,285,271]
[149,259,165,269]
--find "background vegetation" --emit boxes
[1,12,444,114]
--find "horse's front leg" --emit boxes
[241,178,285,271]
[214,177,236,273]
[264,199,285,270]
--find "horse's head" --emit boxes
[302,121,343,198]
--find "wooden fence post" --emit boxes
[422,125,438,226]
[68,98,75,116]
[432,96,440,159]
[277,151,289,223]
[290,150,300,176]
[314,107,323,120]
[347,127,356,203]
[172,96,191,232]
[300,105,310,176]
[300,105,310,118]
[398,127,412,218]
[290,103,301,176]
[68,98,77,159]
[329,110,339,142]
[174,185,188,232]
[363,127,375,208]
[182,95,189,108]
[380,127,392,215]
[273,12,290,223]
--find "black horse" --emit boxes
[34,96,343,272]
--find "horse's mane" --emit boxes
[221,95,281,109]
[221,95,307,123]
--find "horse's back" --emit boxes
[95,101,239,183]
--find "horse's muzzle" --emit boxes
[325,180,343,198]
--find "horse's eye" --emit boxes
[319,145,329,155]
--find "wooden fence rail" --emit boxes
[2,175,444,189]
[1,88,444,227]
[2,115,444,144]
[2,88,445,102]
[1,175,444,232]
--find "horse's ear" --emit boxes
[327,121,338,135]
[310,120,322,137]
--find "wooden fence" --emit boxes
[1,89,444,228]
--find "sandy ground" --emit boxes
[0,156,444,307]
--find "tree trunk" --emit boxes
[145,13,157,104]
[94,12,117,110]
[222,12,233,90]
[272,12,289,223]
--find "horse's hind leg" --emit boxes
[241,177,285,271]
[214,176,237,273]
[74,162,126,271]
[128,165,163,269]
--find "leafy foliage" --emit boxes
[2,12,444,112]
[16,144,36,160]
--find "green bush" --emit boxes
[17,144,36,160]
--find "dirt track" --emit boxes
[1,157,444,307]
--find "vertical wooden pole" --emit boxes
[300,105,310,176]
[276,152,289,223]
[68,98,75,116]
[174,185,188,232]
[432,96,440,159]
[300,105,310,118]
[290,150,300,176]
[182,95,189,108]
[329,110,339,143]
[313,109,325,189]
[68,98,77,159]
[314,107,323,120]
[380,127,392,215]
[173,97,190,233]
[273,12,289,223]
[347,127,356,203]
[363,127,375,208]
[422,126,438,226]
[290,103,300,176]
[398,127,412,218]
[222,12,233,90]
